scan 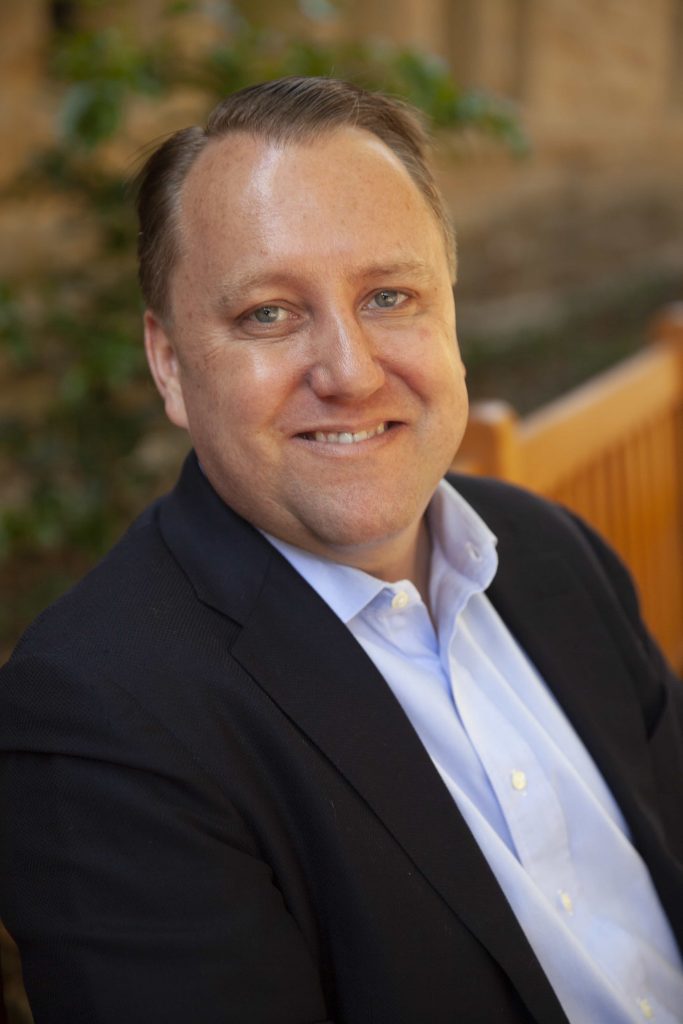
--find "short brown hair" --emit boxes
[135,76,456,319]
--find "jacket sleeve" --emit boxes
[0,649,332,1024]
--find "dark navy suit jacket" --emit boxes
[1,452,682,1023]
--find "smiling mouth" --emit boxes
[298,422,394,444]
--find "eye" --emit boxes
[367,289,407,310]
[249,305,288,324]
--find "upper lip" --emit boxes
[295,419,396,436]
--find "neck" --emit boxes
[343,516,433,609]
[412,518,433,612]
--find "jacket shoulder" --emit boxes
[7,501,177,659]
[449,472,631,584]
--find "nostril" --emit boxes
[306,346,386,400]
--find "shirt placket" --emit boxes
[448,626,581,921]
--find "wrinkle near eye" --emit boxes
[198,337,225,369]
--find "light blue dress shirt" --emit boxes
[265,480,683,1023]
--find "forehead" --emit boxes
[175,127,449,287]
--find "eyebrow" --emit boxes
[353,259,437,284]
[215,259,437,313]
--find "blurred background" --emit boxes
[1,4,683,1018]
[1,0,683,661]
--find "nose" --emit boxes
[307,314,386,401]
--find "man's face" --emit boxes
[145,127,468,578]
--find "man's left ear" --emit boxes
[143,310,190,431]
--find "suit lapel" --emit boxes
[491,555,657,792]
[231,550,568,1023]
[160,458,683,1017]
[161,456,573,1021]
[457,479,660,822]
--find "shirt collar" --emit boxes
[428,479,498,597]
[263,532,386,624]
[263,479,498,626]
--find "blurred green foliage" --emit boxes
[0,0,524,652]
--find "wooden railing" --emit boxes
[454,303,683,672]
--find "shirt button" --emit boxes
[510,770,527,791]
[391,590,409,610]
[558,890,574,914]
[637,997,654,1019]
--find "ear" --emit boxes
[144,310,189,430]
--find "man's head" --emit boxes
[137,77,456,321]
[139,77,468,584]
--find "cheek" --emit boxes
[419,339,468,441]
[194,346,301,432]
[407,325,465,394]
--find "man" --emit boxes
[1,77,682,1024]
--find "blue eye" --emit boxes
[252,306,283,323]
[374,290,399,308]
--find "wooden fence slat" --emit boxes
[455,304,683,672]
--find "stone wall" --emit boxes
[348,0,683,333]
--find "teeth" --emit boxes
[311,423,388,444]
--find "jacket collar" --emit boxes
[160,453,664,1023]
[161,458,683,1024]
[158,454,571,1021]
[160,456,658,817]
[158,452,274,625]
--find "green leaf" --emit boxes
[61,82,125,147]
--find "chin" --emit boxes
[306,505,423,560]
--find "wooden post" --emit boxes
[454,400,522,480]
